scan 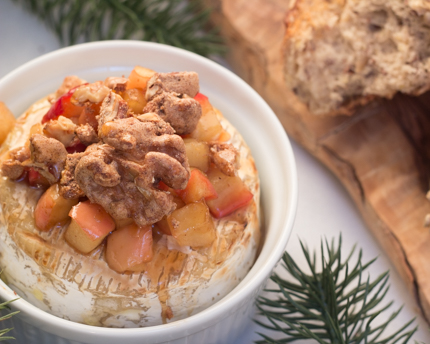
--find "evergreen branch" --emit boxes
[255,235,418,343]
[12,0,225,57]
[0,298,19,341]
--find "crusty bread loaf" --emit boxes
[283,0,430,116]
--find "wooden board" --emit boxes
[202,0,430,322]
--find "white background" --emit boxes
[0,0,429,343]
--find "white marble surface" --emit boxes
[0,0,429,343]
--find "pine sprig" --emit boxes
[0,299,19,341]
[12,0,225,57]
[255,236,418,343]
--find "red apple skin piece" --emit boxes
[194,93,212,115]
[167,200,216,247]
[42,85,85,123]
[190,93,225,142]
[28,168,50,188]
[34,183,79,231]
[206,167,254,218]
[69,201,116,239]
[65,201,116,254]
[189,108,224,142]
[175,168,217,204]
[105,223,153,273]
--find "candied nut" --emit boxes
[143,92,201,135]
[9,146,31,162]
[73,111,190,225]
[72,81,110,105]
[76,146,121,188]
[75,145,183,226]
[1,160,25,180]
[104,77,128,92]
[99,116,188,168]
[97,91,129,128]
[28,134,68,183]
[209,142,240,176]
[143,72,202,135]
[146,72,200,101]
[75,123,99,146]
[1,146,31,180]
[60,152,87,199]
[43,116,77,147]
[135,151,190,191]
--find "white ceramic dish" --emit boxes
[0,41,297,344]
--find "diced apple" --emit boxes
[43,116,77,147]
[176,168,217,204]
[65,219,102,254]
[29,123,43,136]
[217,130,231,143]
[183,138,210,172]
[28,168,50,188]
[206,166,254,218]
[77,102,100,129]
[26,123,44,149]
[114,218,134,229]
[194,93,212,115]
[190,108,225,142]
[105,223,153,273]
[154,217,172,236]
[122,88,147,114]
[127,66,156,90]
[167,201,216,247]
[65,201,116,254]
[0,102,16,146]
[34,184,79,231]
[154,194,186,236]
[42,85,84,123]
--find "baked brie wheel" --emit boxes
[0,67,260,327]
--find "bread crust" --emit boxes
[0,96,260,327]
[283,0,430,116]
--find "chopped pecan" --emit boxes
[71,81,110,106]
[60,152,87,199]
[75,124,99,146]
[28,134,68,184]
[73,113,190,225]
[1,160,25,180]
[146,72,199,101]
[134,151,189,190]
[43,116,77,147]
[104,77,128,92]
[209,142,240,176]
[76,145,121,187]
[1,146,30,180]
[9,146,31,162]
[143,92,201,135]
[74,145,183,226]
[97,91,129,128]
[99,115,188,169]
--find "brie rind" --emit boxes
[0,97,260,327]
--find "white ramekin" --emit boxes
[0,41,297,344]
